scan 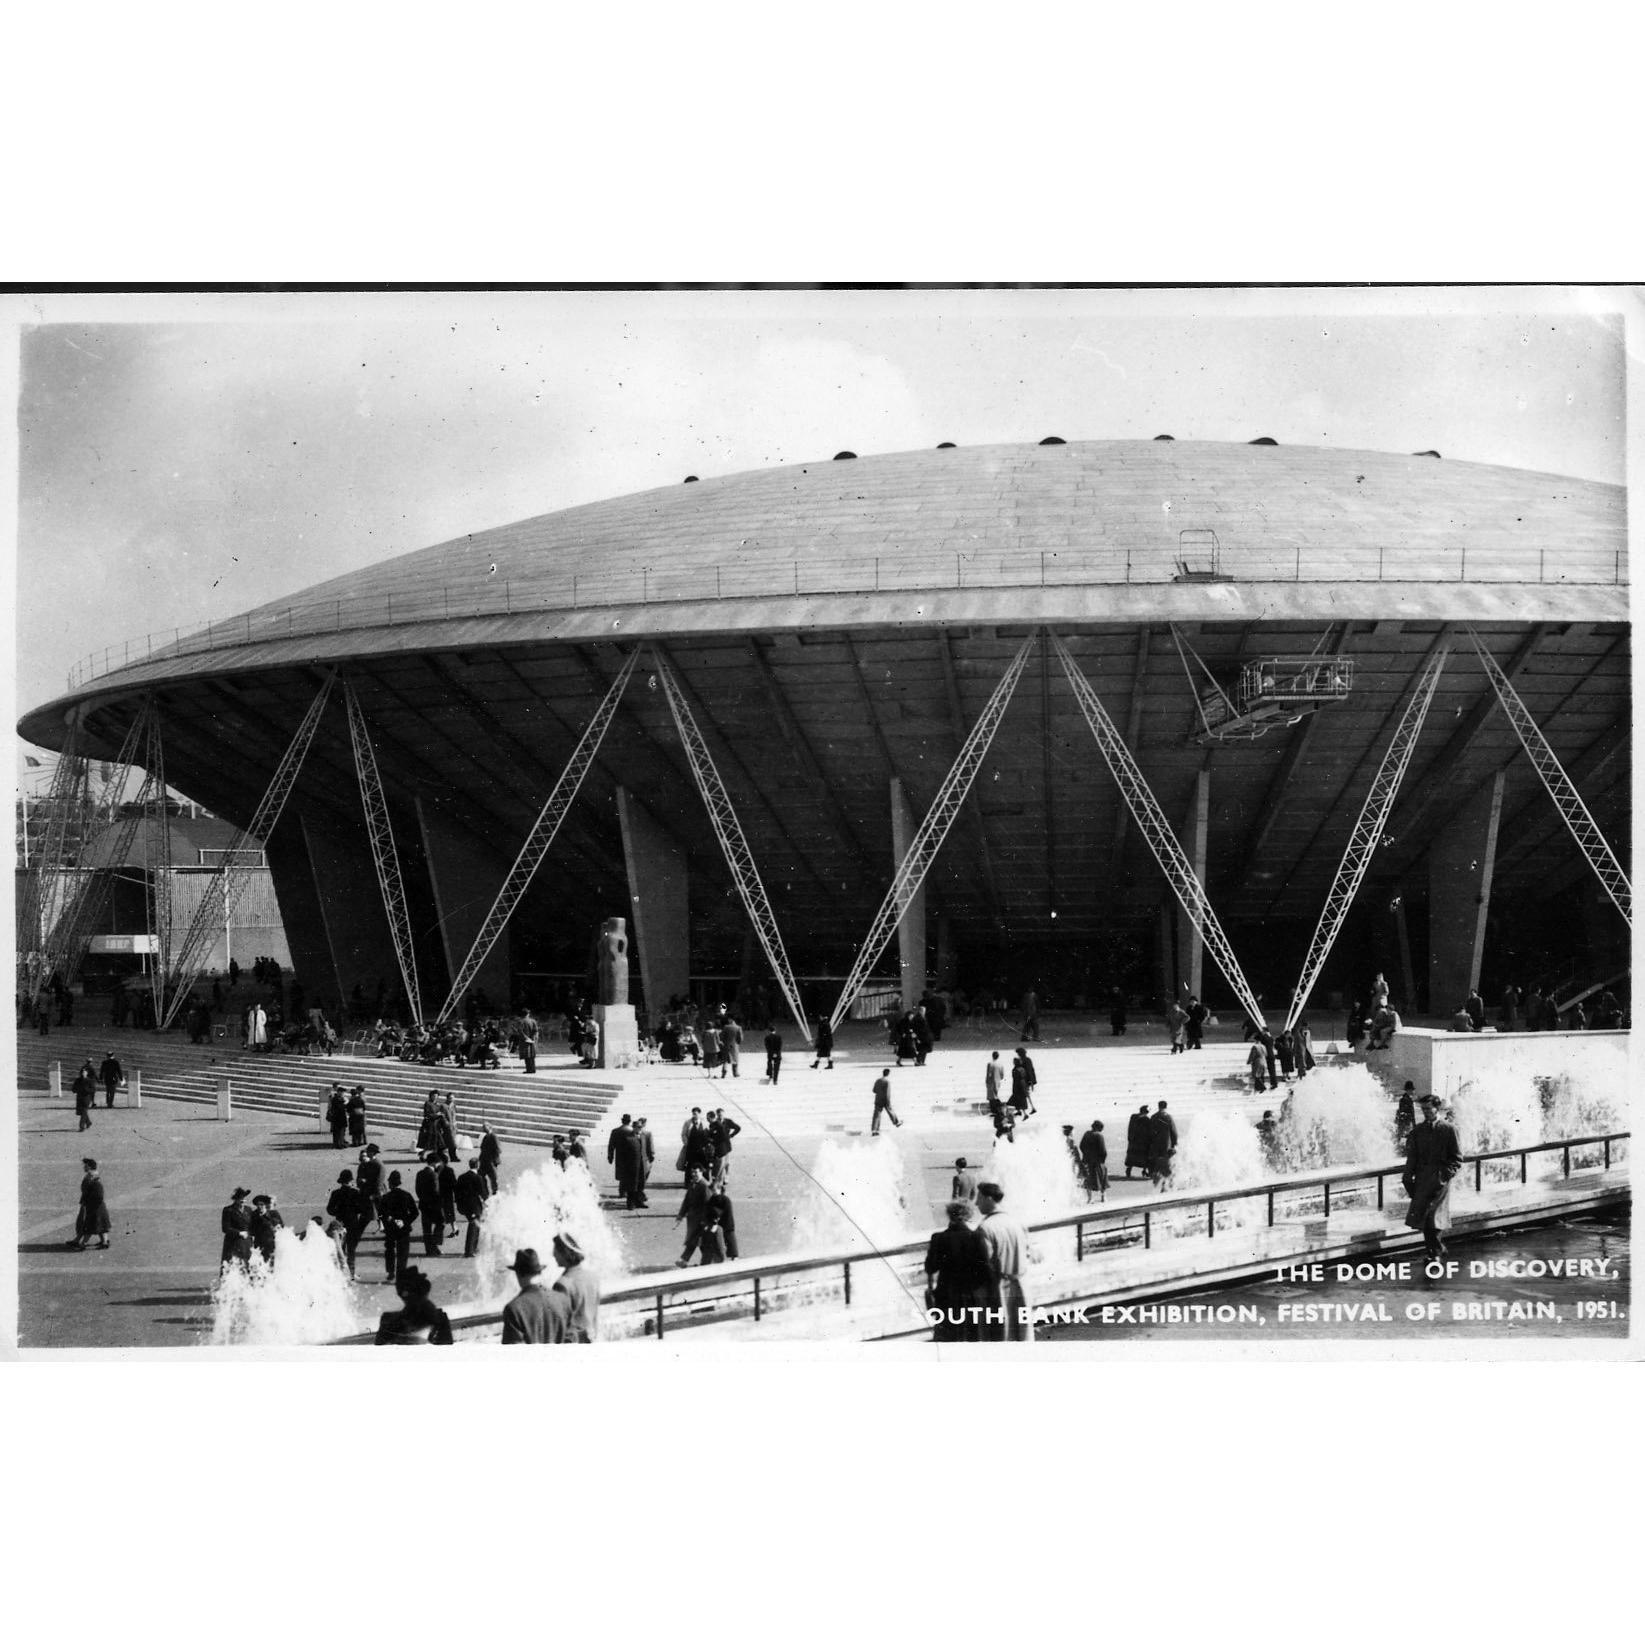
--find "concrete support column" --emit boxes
[1427,770,1505,1013]
[301,816,401,1017]
[616,786,691,1019]
[1174,767,1210,1001]
[264,823,337,1009]
[415,798,512,1010]
[1155,901,1175,1009]
[935,913,953,990]
[890,777,926,1011]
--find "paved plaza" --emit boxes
[17,1015,1263,1347]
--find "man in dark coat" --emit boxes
[1402,1094,1463,1259]
[414,1155,445,1257]
[674,1166,711,1266]
[1147,1101,1179,1191]
[614,1120,649,1210]
[607,1113,634,1202]
[764,1026,783,1083]
[374,1267,454,1345]
[1185,994,1207,1051]
[709,1110,741,1186]
[705,1184,739,1260]
[924,1200,991,1342]
[220,1187,254,1270]
[356,1144,385,1221]
[478,1123,502,1196]
[1124,1104,1151,1177]
[911,1007,933,1066]
[379,1171,420,1283]
[437,1153,459,1237]
[72,1158,111,1250]
[1079,1121,1108,1201]
[811,1016,834,1070]
[454,1157,489,1256]
[631,1119,654,1206]
[325,1170,371,1276]
[99,1051,123,1108]
[346,1086,368,1147]
[326,1084,348,1146]
[73,1068,95,1131]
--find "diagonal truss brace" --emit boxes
[652,647,813,1044]
[436,647,642,1023]
[1052,629,1267,1031]
[20,727,93,1001]
[146,708,175,1020]
[1467,626,1631,928]
[1285,648,1449,1032]
[45,700,161,995]
[345,681,425,1024]
[160,672,338,1029]
[829,632,1038,1034]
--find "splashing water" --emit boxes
[210,1224,368,1345]
[470,1158,626,1309]
[1278,1063,1399,1171]
[982,1126,1084,1222]
[790,1134,916,1252]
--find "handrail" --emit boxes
[328,1129,1629,1344]
[63,539,1630,693]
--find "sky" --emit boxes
[7,285,1633,782]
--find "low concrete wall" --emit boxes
[1375,1026,1628,1101]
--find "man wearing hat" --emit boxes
[1402,1094,1462,1259]
[378,1171,420,1283]
[551,1232,599,1342]
[454,1157,489,1256]
[220,1187,254,1271]
[98,1050,123,1108]
[374,1267,454,1345]
[500,1249,572,1343]
[325,1169,371,1277]
[356,1143,385,1223]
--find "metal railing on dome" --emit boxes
[65,538,1629,691]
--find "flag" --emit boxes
[24,756,42,768]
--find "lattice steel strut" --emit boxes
[1051,630,1267,1030]
[652,649,812,1044]
[43,701,159,994]
[1466,626,1630,928]
[160,672,338,1028]
[436,648,641,1023]
[1284,648,1449,1032]
[19,722,90,1002]
[345,681,425,1024]
[829,632,1037,1033]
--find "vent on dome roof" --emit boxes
[936,442,956,449]
[683,475,699,483]
[833,451,857,461]
[1039,436,1066,445]
[1153,434,1175,441]
[1248,436,1278,446]
[1412,450,1442,459]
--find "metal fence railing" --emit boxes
[328,1128,1629,1345]
[65,539,1629,692]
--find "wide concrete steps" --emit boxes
[21,1027,623,1149]
[675,1038,1262,1137]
